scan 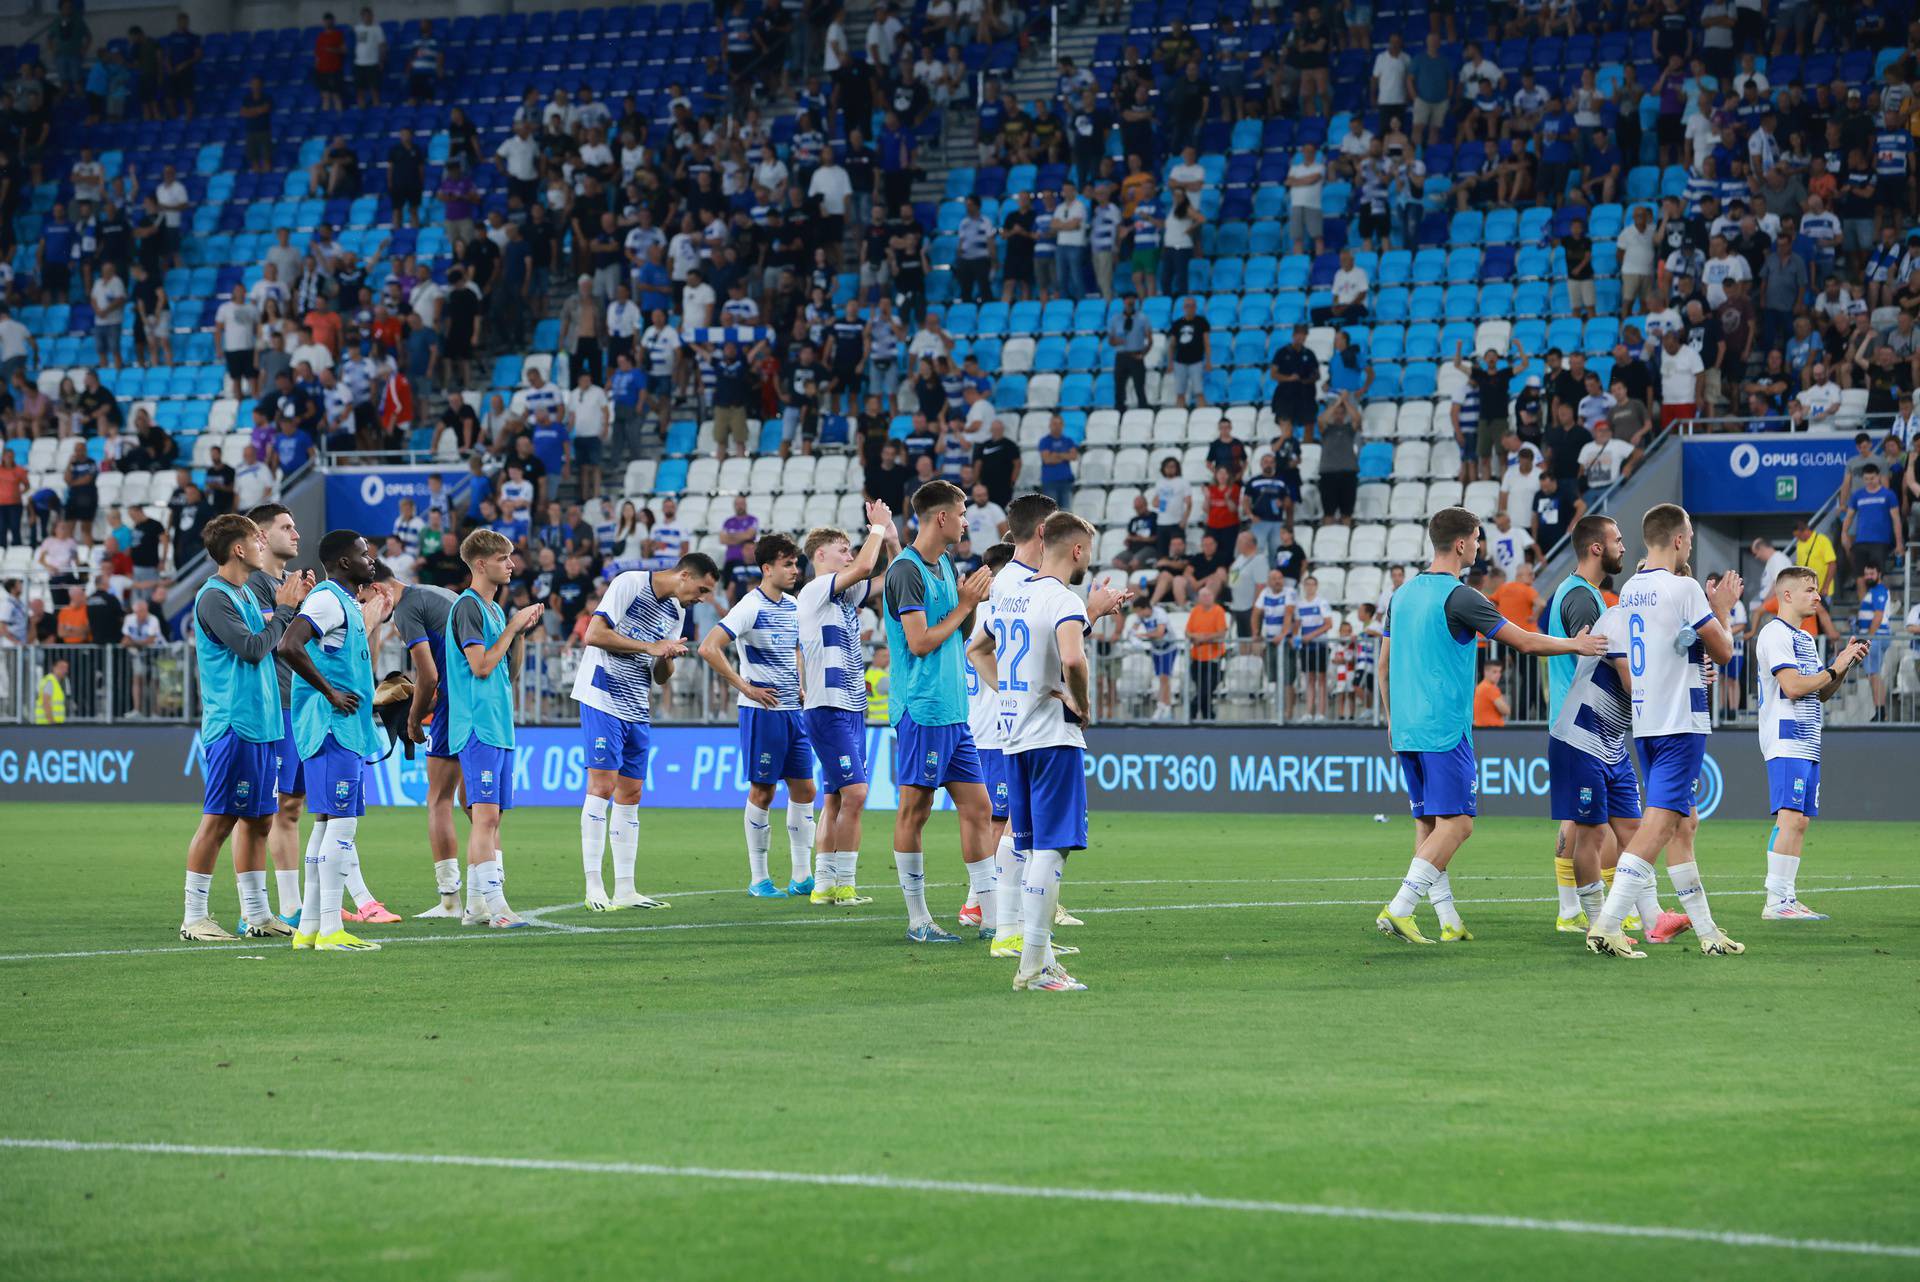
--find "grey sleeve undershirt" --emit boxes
[1445,584,1508,638]
[196,591,295,663]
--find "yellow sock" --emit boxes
[1600,865,1616,889]
[1555,856,1577,888]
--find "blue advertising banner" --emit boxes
[324,467,477,535]
[11,725,1920,821]
[1681,434,1855,514]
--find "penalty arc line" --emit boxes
[3,884,1916,963]
[0,1137,1915,1260]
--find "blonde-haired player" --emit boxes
[796,502,898,905]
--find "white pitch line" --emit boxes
[0,1137,1913,1259]
[3,884,1916,964]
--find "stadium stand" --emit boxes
[1,0,1917,725]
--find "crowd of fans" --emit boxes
[3,0,1920,725]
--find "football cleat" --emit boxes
[313,930,381,951]
[244,916,294,939]
[1761,900,1828,921]
[1047,940,1081,956]
[290,930,318,950]
[989,931,1023,959]
[1374,908,1432,944]
[747,878,789,898]
[1054,905,1084,926]
[977,926,996,941]
[489,912,531,929]
[460,904,491,926]
[1698,932,1746,956]
[1621,912,1642,932]
[1585,930,1647,959]
[1014,963,1087,992]
[1555,912,1589,933]
[810,884,836,905]
[608,890,669,910]
[414,900,460,919]
[830,886,874,906]
[905,922,961,944]
[786,876,815,898]
[957,903,983,927]
[585,890,613,912]
[180,917,237,943]
[1645,911,1692,944]
[1439,922,1474,942]
[344,900,401,924]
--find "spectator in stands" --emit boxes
[0,450,23,548]
[1843,463,1903,596]
[1034,414,1077,511]
[406,21,442,104]
[1268,325,1319,435]
[1203,465,1242,547]
[1314,400,1360,527]
[1166,297,1211,411]
[162,13,201,119]
[1656,328,1705,429]
[1577,417,1637,501]
[568,369,611,501]
[1473,658,1508,728]
[1108,296,1150,412]
[1244,453,1293,566]
[1186,585,1229,722]
[215,285,260,398]
[313,12,348,112]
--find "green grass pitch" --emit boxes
[2,802,1916,1281]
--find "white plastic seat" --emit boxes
[1181,445,1210,483]
[812,455,851,492]
[1427,439,1463,480]
[207,399,238,432]
[783,455,818,491]
[1396,400,1434,438]
[1473,320,1512,355]
[1025,373,1060,410]
[1111,447,1150,484]
[624,459,658,493]
[1000,337,1036,374]
[1345,564,1384,606]
[1349,524,1388,562]
[1362,402,1399,439]
[1388,480,1428,520]
[1462,479,1501,517]
[748,456,784,490]
[770,494,808,529]
[1118,409,1156,445]
[1078,447,1114,486]
[684,457,721,493]
[1312,566,1347,601]
[1426,480,1464,509]
[1385,522,1428,562]
[1353,487,1389,521]
[1391,441,1431,479]
[717,457,751,491]
[1083,410,1120,446]
[1313,524,1351,562]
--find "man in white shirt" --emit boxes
[1371,32,1410,108]
[290,327,334,374]
[1485,511,1535,573]
[1793,361,1841,424]
[215,286,261,396]
[1578,419,1637,495]
[154,165,189,266]
[807,148,854,268]
[352,7,387,108]
[965,484,1008,548]
[679,267,716,334]
[1052,182,1089,302]
[1616,205,1657,316]
[1322,249,1369,323]
[1457,43,1502,99]
[90,263,128,369]
[961,384,996,443]
[1747,536,1791,604]
[1286,142,1327,256]
[605,285,641,362]
[567,371,610,502]
[1699,237,1751,308]
[1334,117,1374,178]
[864,2,903,64]
[1167,146,1207,198]
[235,445,276,511]
[1656,330,1704,428]
[908,311,957,363]
[637,309,682,434]
[494,121,542,203]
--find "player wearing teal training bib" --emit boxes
[448,528,545,929]
[1374,507,1607,946]
[179,513,310,943]
[879,479,996,944]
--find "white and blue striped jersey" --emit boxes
[572,570,684,722]
[992,574,1090,754]
[1548,606,1633,764]
[1294,593,1332,641]
[797,572,872,713]
[1756,617,1823,762]
[1254,586,1295,639]
[718,588,803,710]
[1614,567,1714,737]
[970,557,1037,747]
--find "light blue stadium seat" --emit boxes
[1513,282,1550,317]
[1009,301,1042,332]
[654,459,690,492]
[1210,258,1244,293]
[1625,166,1658,201]
[1071,299,1108,332]
[1445,249,1479,283]
[1449,211,1485,244]
[1226,368,1265,403]
[1370,324,1405,361]
[1237,294,1273,328]
[1244,256,1279,291]
[1546,317,1583,350]
[1584,317,1619,352]
[1369,364,1402,399]
[1515,244,1552,279]
[1252,187,1288,219]
[1374,287,1410,323]
[1205,296,1238,328]
[1271,294,1306,327]
[1400,362,1438,398]
[1357,440,1395,481]
[1141,297,1172,329]
[1408,287,1444,321]
[1203,369,1230,403]
[1230,331,1267,366]
[1517,207,1553,242]
[1033,337,1068,371]
[971,337,1003,369]
[1411,248,1447,284]
[1439,321,1477,353]
[1058,373,1095,408]
[1479,283,1515,317]
[1512,320,1548,351]
[1065,336,1101,370]
[1377,250,1412,286]
[977,302,1010,335]
[1404,322,1441,360]
[1213,222,1249,257]
[1483,209,1518,243]
[995,374,1027,408]
[1040,300,1074,333]
[947,303,980,334]
[1248,220,1285,254]
[1276,255,1311,289]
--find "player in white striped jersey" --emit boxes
[796,501,898,907]
[960,494,1085,945]
[573,553,718,910]
[968,512,1131,991]
[1754,567,1869,921]
[1587,504,1746,959]
[699,534,817,897]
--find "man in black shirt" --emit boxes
[1541,400,1591,485]
[201,444,236,514]
[864,440,910,511]
[1269,325,1319,429]
[127,504,167,586]
[1168,299,1212,411]
[1530,472,1579,551]
[170,482,216,570]
[1204,418,1247,479]
[971,418,1021,506]
[85,571,125,646]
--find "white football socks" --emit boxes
[466,864,488,914]
[1765,849,1799,906]
[340,839,375,911]
[744,803,772,885]
[993,836,1024,939]
[1595,852,1655,934]
[1666,861,1717,937]
[580,795,610,896]
[786,805,815,883]
[433,857,461,895]
[183,870,212,925]
[1557,883,1581,916]
[274,869,302,917]
[1018,848,1065,977]
[236,869,269,923]
[1576,880,1606,922]
[1427,869,1463,931]
[814,846,838,891]
[895,849,930,926]
[1386,858,1440,917]
[317,817,356,935]
[474,858,508,916]
[300,819,328,931]
[1637,882,1664,927]
[839,849,859,888]
[966,857,996,933]
[610,803,640,896]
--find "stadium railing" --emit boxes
[1,642,193,725]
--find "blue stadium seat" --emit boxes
[1357,440,1395,481]
[1400,363,1438,398]
[1404,323,1440,359]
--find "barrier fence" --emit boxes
[8,630,1917,728]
